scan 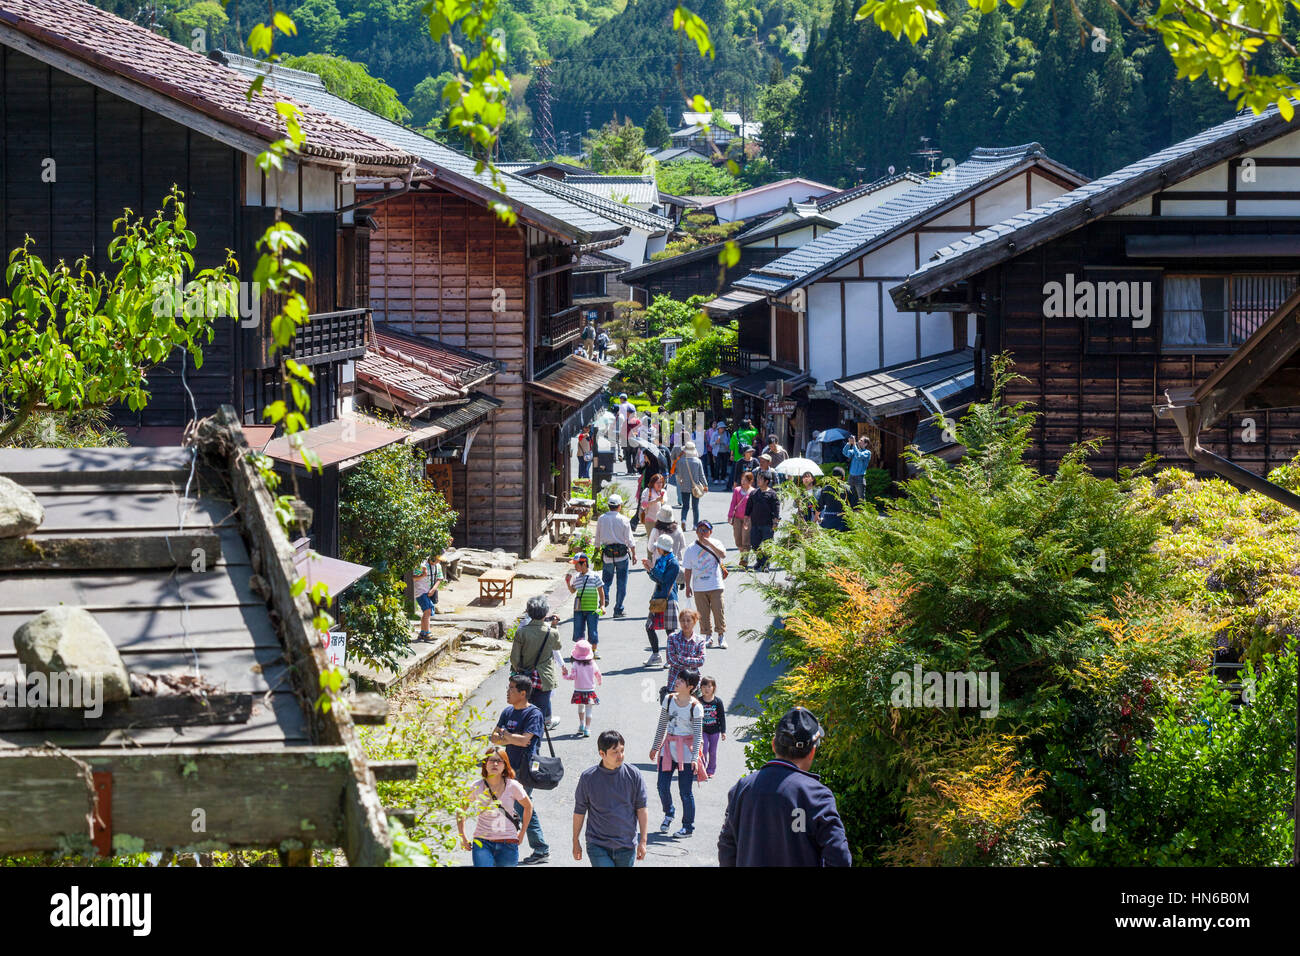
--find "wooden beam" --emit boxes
[0,531,222,572]
[368,760,418,782]
[0,693,252,731]
[348,693,389,725]
[0,747,350,855]
[198,407,392,866]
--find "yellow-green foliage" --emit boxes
[1131,466,1300,660]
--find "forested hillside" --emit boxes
[95,0,1276,182]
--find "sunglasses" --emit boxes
[484,757,504,765]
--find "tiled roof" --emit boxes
[357,327,498,415]
[576,250,627,272]
[526,174,673,233]
[0,0,416,170]
[735,144,1083,296]
[650,146,712,163]
[262,417,409,469]
[220,53,626,242]
[563,175,660,206]
[892,106,1297,308]
[817,172,927,211]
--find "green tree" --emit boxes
[338,441,457,669]
[644,105,672,150]
[409,72,454,129]
[655,159,742,196]
[665,318,737,411]
[281,53,411,123]
[0,190,237,444]
[582,116,649,173]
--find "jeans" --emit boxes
[680,493,700,528]
[849,473,866,500]
[517,778,548,855]
[470,839,519,867]
[587,844,635,867]
[601,558,629,614]
[702,731,720,775]
[657,764,696,830]
[573,609,600,646]
[750,523,774,570]
[579,455,592,479]
[529,688,552,723]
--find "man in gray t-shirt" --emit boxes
[573,731,649,867]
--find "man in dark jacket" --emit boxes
[718,707,850,866]
[744,470,781,571]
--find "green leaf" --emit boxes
[249,23,273,55]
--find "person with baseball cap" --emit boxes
[594,493,636,617]
[718,706,851,866]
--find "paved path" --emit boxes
[453,468,784,867]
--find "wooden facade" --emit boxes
[368,186,548,554]
[0,44,383,431]
[976,215,1300,476]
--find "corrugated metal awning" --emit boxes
[701,289,766,316]
[527,354,618,406]
[731,366,813,399]
[262,417,409,469]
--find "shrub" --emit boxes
[339,442,457,669]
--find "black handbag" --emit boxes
[527,722,564,790]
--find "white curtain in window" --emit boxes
[1164,277,1207,346]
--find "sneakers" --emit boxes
[575,723,585,737]
[659,814,674,834]
[673,827,694,839]
[717,636,728,649]
[582,726,591,738]
[415,631,430,641]
[613,609,626,618]
[546,716,562,730]
[519,852,550,866]
[645,653,662,667]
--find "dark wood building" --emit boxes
[0,0,417,432]
[894,107,1300,477]
[223,56,628,555]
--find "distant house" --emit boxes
[672,111,760,151]
[223,54,624,555]
[0,0,418,432]
[693,178,838,224]
[893,108,1300,479]
[499,160,591,180]
[730,144,1087,470]
[562,174,662,212]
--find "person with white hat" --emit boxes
[641,533,681,667]
[673,439,708,530]
[593,493,636,617]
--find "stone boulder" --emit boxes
[0,475,44,538]
[14,607,131,702]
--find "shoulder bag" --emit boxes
[480,780,521,831]
[528,722,564,790]
[690,458,707,498]
[513,629,551,692]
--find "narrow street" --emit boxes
[453,464,784,867]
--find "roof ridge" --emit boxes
[968,143,1044,161]
[217,51,326,89]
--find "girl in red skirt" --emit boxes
[564,639,602,738]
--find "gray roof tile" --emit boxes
[893,106,1296,306]
[220,53,624,242]
[734,144,1081,295]
[524,175,673,233]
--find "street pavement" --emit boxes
[453,463,784,867]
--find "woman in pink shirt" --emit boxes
[728,472,754,569]
[458,746,533,866]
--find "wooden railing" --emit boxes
[540,306,584,348]
[720,346,769,376]
[290,308,369,365]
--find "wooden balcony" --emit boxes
[290,308,369,366]
[720,346,769,376]
[540,306,584,349]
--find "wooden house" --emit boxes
[0,410,400,864]
[729,144,1087,468]
[0,0,418,432]
[223,55,624,555]
[892,108,1300,478]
